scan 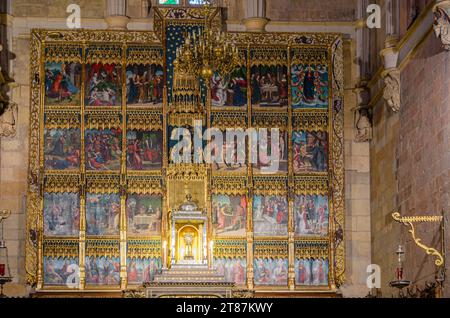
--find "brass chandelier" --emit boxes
[173,3,240,84]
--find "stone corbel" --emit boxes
[380,45,401,113]
[433,0,450,50]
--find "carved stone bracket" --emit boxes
[382,69,401,113]
[433,0,450,51]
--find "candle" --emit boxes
[0,264,5,276]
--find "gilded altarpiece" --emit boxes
[26,6,344,294]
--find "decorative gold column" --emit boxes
[119,43,128,290]
[287,45,295,290]
[36,40,46,291]
[78,42,87,290]
[246,45,254,290]
[162,86,169,268]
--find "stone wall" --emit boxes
[397,32,449,296]
[266,0,356,22]
[370,31,450,297]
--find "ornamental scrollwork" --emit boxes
[37,29,161,44]
[211,111,247,129]
[86,174,120,194]
[392,212,444,267]
[85,110,121,129]
[86,240,120,258]
[45,110,80,129]
[45,44,82,63]
[291,47,329,64]
[293,176,329,195]
[127,239,162,258]
[293,111,328,130]
[253,240,288,258]
[166,164,208,180]
[252,112,288,129]
[213,239,247,258]
[211,176,247,195]
[126,46,164,66]
[253,176,287,195]
[127,176,163,195]
[127,111,163,131]
[43,239,79,258]
[45,174,80,193]
[250,48,287,66]
[295,240,329,259]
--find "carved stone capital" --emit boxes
[105,15,130,30]
[433,0,450,50]
[382,69,401,113]
[242,17,270,32]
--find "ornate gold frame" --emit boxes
[26,6,344,293]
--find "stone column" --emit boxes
[433,0,450,51]
[242,0,269,33]
[105,0,130,30]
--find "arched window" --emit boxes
[158,0,208,6]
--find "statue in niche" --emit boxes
[354,107,372,142]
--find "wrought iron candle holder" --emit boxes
[391,211,446,297]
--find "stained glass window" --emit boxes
[189,0,206,4]
[158,0,180,5]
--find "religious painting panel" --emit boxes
[44,129,81,170]
[85,63,122,107]
[127,257,162,284]
[85,256,120,285]
[43,256,79,286]
[86,193,120,236]
[295,258,329,286]
[45,62,82,106]
[291,63,329,109]
[214,257,247,285]
[126,130,163,170]
[44,193,80,237]
[253,257,288,286]
[253,130,288,174]
[126,64,164,107]
[294,195,329,237]
[212,130,247,173]
[253,195,288,237]
[126,195,162,237]
[85,129,122,171]
[292,131,328,173]
[250,65,288,107]
[212,195,246,237]
[211,66,247,108]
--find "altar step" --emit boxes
[154,264,227,283]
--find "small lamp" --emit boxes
[389,245,411,290]
[0,210,12,298]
